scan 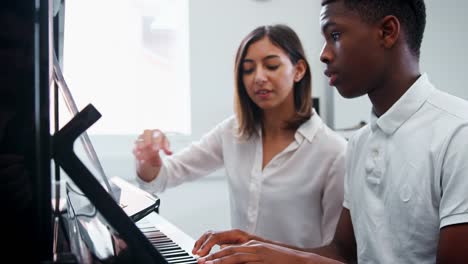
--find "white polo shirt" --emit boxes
[344,73,468,263]
[138,111,347,248]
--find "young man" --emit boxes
[192,0,468,263]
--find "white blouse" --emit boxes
[138,111,347,248]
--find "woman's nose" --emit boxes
[254,68,267,85]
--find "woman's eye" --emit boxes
[331,32,341,41]
[243,68,254,74]
[266,65,280,70]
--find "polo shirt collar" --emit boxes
[370,73,435,135]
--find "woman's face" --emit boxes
[241,37,304,111]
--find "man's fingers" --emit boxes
[197,238,220,257]
[193,231,210,254]
[194,231,217,256]
[204,253,260,264]
[195,230,250,257]
[201,246,260,264]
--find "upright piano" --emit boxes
[1,0,200,263]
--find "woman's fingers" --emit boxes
[162,137,173,155]
[134,129,172,161]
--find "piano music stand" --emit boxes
[53,104,169,263]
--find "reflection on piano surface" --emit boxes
[65,179,198,263]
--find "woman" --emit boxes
[133,24,346,248]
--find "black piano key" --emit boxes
[151,240,175,247]
[143,229,163,233]
[146,232,166,239]
[149,238,173,244]
[153,242,178,248]
[146,236,172,242]
[156,245,179,251]
[156,245,180,251]
[161,251,187,258]
[156,243,180,249]
[158,247,182,253]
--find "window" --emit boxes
[62,0,190,135]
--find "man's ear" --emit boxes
[294,59,307,82]
[379,15,400,49]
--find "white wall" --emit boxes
[331,0,468,129]
[420,0,468,99]
[189,0,327,138]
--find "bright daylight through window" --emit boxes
[61,0,190,135]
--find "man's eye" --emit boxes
[331,32,341,41]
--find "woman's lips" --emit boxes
[255,89,272,99]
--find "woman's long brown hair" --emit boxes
[234,24,313,139]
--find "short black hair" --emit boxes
[323,0,426,58]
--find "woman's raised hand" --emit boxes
[133,129,173,182]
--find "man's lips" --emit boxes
[324,69,338,86]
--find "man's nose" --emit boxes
[320,43,332,64]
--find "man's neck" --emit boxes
[368,52,421,117]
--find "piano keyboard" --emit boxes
[137,212,199,264]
